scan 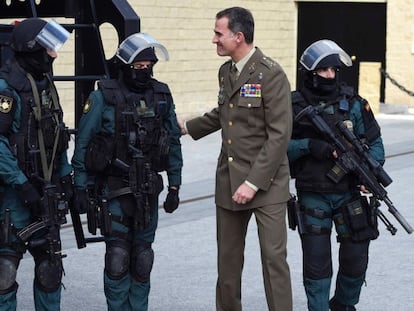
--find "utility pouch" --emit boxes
[152,128,170,172]
[99,198,112,236]
[342,196,379,241]
[85,133,115,174]
[344,198,368,232]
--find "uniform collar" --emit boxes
[232,47,256,75]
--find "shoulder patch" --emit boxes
[83,99,92,114]
[0,95,13,113]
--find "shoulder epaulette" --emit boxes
[260,56,277,69]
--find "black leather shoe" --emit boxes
[329,298,356,311]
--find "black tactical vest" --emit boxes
[98,78,172,173]
[290,86,357,193]
[0,62,68,183]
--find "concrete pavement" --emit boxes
[15,113,414,310]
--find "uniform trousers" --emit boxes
[215,202,292,311]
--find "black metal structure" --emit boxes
[0,0,140,125]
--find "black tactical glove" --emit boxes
[73,188,89,214]
[16,181,41,208]
[60,174,74,202]
[163,186,180,213]
[309,139,335,160]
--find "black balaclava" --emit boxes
[122,47,158,91]
[303,54,342,98]
[15,50,54,80]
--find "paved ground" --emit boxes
[15,113,414,311]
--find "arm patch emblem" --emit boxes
[83,99,92,114]
[0,95,13,113]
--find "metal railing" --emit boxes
[380,68,414,97]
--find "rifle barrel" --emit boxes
[383,197,413,234]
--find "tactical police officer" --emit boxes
[71,33,183,311]
[0,18,72,311]
[288,40,385,311]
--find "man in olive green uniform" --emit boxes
[178,7,292,311]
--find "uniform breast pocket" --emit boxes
[238,97,263,127]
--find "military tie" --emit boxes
[229,64,238,87]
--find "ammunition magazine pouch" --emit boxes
[338,196,379,242]
[40,108,70,154]
[85,133,116,174]
[86,194,112,237]
[152,127,170,172]
[135,118,170,172]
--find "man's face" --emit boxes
[212,17,238,57]
[316,67,336,79]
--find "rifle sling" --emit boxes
[26,73,60,182]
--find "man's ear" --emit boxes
[235,31,244,43]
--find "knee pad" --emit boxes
[0,255,19,294]
[35,257,63,292]
[105,240,130,280]
[339,241,369,277]
[130,242,154,283]
[302,234,332,279]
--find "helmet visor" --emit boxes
[35,19,70,52]
[116,33,169,64]
[300,39,352,71]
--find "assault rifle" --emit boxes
[295,105,413,235]
[124,145,155,230]
[17,180,69,263]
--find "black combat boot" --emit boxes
[329,298,356,311]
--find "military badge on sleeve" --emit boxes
[0,95,13,114]
[83,99,92,114]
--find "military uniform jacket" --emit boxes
[186,48,292,211]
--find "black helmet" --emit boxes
[314,54,343,70]
[11,18,47,53]
[133,47,158,64]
